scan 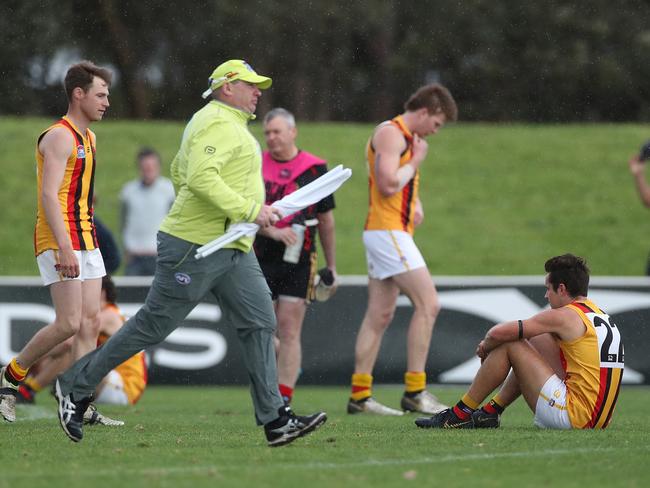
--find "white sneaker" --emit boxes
[347,397,404,416]
[83,403,125,426]
[0,366,18,422]
[401,390,448,414]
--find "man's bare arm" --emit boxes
[317,210,336,273]
[39,128,80,277]
[477,307,583,359]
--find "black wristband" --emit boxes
[518,319,524,340]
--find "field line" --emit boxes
[5,445,648,479]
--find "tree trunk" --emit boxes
[99,0,151,119]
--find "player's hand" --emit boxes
[254,205,282,228]
[273,227,298,246]
[269,226,297,246]
[629,155,645,176]
[410,134,428,168]
[476,340,488,362]
[55,247,80,278]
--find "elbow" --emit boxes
[185,176,206,199]
[41,190,58,207]
[377,183,398,198]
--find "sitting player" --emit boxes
[93,275,147,406]
[415,254,624,430]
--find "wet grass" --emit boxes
[1,385,648,488]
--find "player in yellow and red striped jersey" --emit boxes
[1,61,112,423]
[416,254,624,430]
[349,83,458,417]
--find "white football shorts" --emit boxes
[36,248,106,286]
[363,230,426,280]
[534,374,572,429]
[95,369,129,406]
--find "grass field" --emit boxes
[2,385,649,488]
[1,116,650,276]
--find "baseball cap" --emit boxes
[201,59,272,99]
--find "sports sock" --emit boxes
[482,394,505,415]
[404,371,426,397]
[351,373,373,402]
[278,384,293,404]
[5,358,28,385]
[452,393,480,420]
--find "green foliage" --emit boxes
[1,116,649,276]
[2,0,650,121]
[2,385,649,488]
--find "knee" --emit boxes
[429,299,441,320]
[55,311,83,336]
[368,306,395,329]
[277,321,302,344]
[413,296,440,323]
[61,336,74,353]
[79,314,101,338]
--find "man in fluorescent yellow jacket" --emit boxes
[162,99,264,250]
[55,60,327,448]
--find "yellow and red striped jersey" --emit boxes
[561,299,624,429]
[364,115,419,235]
[34,116,98,256]
[98,304,148,405]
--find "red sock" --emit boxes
[452,400,474,421]
[483,398,505,414]
[279,384,294,403]
[483,403,497,414]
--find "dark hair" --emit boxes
[544,254,590,297]
[136,147,161,165]
[102,275,118,305]
[404,83,458,122]
[64,60,112,101]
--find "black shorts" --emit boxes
[259,253,317,300]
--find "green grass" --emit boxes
[2,116,650,275]
[2,385,649,488]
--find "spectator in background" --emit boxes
[93,195,121,275]
[94,216,120,274]
[254,108,337,405]
[120,147,175,276]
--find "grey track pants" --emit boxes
[58,231,284,424]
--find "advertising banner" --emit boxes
[1,276,647,385]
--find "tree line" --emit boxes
[2,0,649,122]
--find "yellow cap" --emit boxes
[201,59,272,99]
